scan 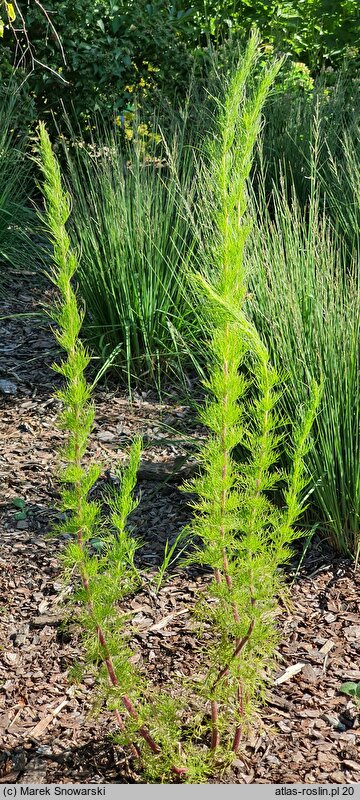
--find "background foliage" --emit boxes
[191,0,360,71]
[0,0,198,126]
[1,0,359,128]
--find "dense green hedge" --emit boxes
[191,0,360,71]
[0,0,200,125]
[1,0,359,129]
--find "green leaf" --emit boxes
[96,18,105,33]
[6,2,15,22]
[340,682,360,699]
[0,18,4,37]
[15,511,27,521]
[12,498,26,509]
[90,537,106,553]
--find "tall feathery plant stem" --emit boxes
[36,122,161,761]
[68,313,140,751]
[229,355,274,751]
[184,34,285,755]
[209,38,280,751]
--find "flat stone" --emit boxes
[16,519,29,529]
[322,713,347,731]
[0,378,17,395]
[97,430,116,442]
[301,663,318,683]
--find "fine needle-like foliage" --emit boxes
[35,122,180,772]
[34,40,321,782]
[36,119,239,785]
[182,31,320,761]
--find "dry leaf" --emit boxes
[148,609,188,632]
[28,699,68,739]
[3,651,18,667]
[274,662,306,685]
[319,639,335,655]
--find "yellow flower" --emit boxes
[137,123,149,137]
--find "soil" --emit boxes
[0,272,359,784]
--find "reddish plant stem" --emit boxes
[232,725,242,754]
[214,567,221,585]
[172,766,188,776]
[121,694,160,754]
[78,536,189,774]
[212,616,255,691]
[211,700,220,750]
[78,536,160,756]
[232,684,244,753]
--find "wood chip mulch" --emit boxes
[0,273,359,784]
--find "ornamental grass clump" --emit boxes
[60,117,201,394]
[247,165,360,561]
[182,31,320,757]
[35,122,188,778]
[0,87,35,289]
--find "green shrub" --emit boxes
[1,0,199,129]
[3,0,359,139]
[247,169,360,561]
[190,0,360,73]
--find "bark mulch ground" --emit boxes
[0,274,359,784]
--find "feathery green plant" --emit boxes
[34,42,322,780]
[35,121,184,772]
[37,122,223,783]
[182,31,320,758]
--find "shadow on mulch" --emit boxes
[0,739,138,784]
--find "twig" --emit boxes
[33,0,67,65]
[212,616,255,691]
[4,0,68,84]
